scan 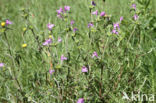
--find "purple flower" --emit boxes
[6,20,12,25]
[43,38,52,46]
[91,1,96,6]
[92,51,98,58]
[113,23,120,29]
[47,23,55,31]
[82,66,88,73]
[112,29,118,34]
[100,12,105,17]
[131,4,136,10]
[88,23,94,28]
[0,63,4,67]
[49,69,55,74]
[112,29,116,34]
[77,98,84,103]
[56,7,63,14]
[133,14,139,20]
[115,31,119,35]
[61,55,67,61]
[58,37,62,42]
[120,16,123,22]
[70,20,74,25]
[112,23,120,34]
[73,28,78,32]
[57,14,63,18]
[92,10,98,16]
[64,6,70,12]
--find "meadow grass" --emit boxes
[0,0,156,102]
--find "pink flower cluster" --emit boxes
[92,10,105,17]
[43,38,52,46]
[81,66,88,73]
[131,4,139,20]
[49,69,55,75]
[61,55,67,61]
[6,20,12,25]
[0,63,4,67]
[77,98,84,103]
[47,23,54,31]
[56,6,70,18]
[112,17,123,34]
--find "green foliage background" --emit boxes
[0,0,156,102]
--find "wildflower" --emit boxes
[82,66,88,73]
[1,22,5,27]
[70,20,74,25]
[43,38,52,46]
[23,27,27,32]
[91,1,96,6]
[58,37,62,42]
[120,16,123,22]
[73,28,78,32]
[56,10,63,18]
[56,7,63,14]
[49,35,52,39]
[133,14,139,20]
[112,22,120,34]
[49,69,55,75]
[112,29,116,34]
[92,10,98,16]
[131,4,136,10]
[64,6,70,12]
[100,12,105,17]
[92,51,98,58]
[88,23,94,28]
[22,44,27,48]
[61,55,67,61]
[112,29,118,34]
[57,14,63,18]
[5,20,12,25]
[114,23,120,29]
[0,63,4,67]
[47,23,54,31]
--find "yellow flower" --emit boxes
[23,27,27,32]
[1,22,5,27]
[49,35,52,39]
[22,44,27,48]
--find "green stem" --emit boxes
[4,32,12,55]
[102,37,109,58]
[127,25,137,43]
[4,31,23,96]
[31,29,42,52]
